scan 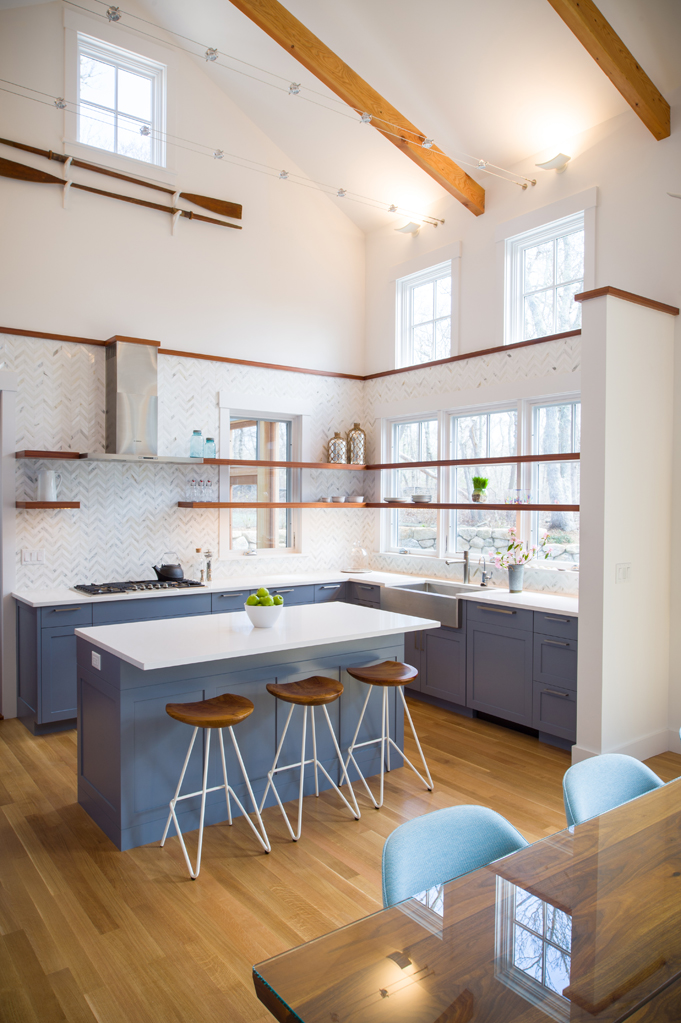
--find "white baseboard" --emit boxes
[573,728,672,764]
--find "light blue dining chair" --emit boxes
[381,805,529,908]
[562,753,665,827]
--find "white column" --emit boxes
[0,374,19,719]
[576,295,676,762]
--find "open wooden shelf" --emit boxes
[367,452,581,471]
[178,501,367,509]
[16,450,82,460]
[367,502,580,511]
[203,458,367,470]
[16,501,80,509]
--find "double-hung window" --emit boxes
[77,33,166,166]
[505,213,584,345]
[228,416,293,552]
[396,262,452,368]
[386,417,439,553]
[530,401,580,562]
[450,407,518,557]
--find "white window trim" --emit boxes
[217,396,303,560]
[395,260,454,369]
[77,33,166,168]
[64,6,177,181]
[380,393,580,571]
[505,212,585,347]
[496,188,597,347]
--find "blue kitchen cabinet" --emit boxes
[466,616,534,727]
[421,627,467,705]
[346,582,381,608]
[314,582,347,602]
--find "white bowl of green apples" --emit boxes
[244,587,284,628]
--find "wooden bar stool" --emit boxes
[345,660,433,809]
[161,693,270,878]
[260,676,361,841]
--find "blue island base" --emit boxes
[77,634,405,851]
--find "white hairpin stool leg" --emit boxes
[344,685,379,807]
[161,725,199,848]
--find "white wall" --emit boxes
[364,92,681,374]
[576,295,675,761]
[0,2,365,375]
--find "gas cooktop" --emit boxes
[73,579,204,595]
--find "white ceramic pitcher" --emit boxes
[37,470,61,502]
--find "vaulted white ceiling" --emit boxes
[4,0,680,230]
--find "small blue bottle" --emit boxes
[204,437,216,458]
[190,430,203,458]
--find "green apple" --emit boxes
[259,595,274,606]
[246,594,259,606]
[273,594,284,605]
[256,587,270,598]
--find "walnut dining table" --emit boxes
[253,777,681,1023]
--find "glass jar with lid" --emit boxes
[342,541,369,573]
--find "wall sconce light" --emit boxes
[535,153,571,174]
[395,221,421,235]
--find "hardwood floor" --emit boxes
[1,699,679,1022]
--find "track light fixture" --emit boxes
[205,48,218,62]
[106,6,121,21]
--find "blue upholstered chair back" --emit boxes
[562,753,664,827]
[381,805,528,908]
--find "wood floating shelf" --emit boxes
[367,503,580,512]
[203,458,367,470]
[16,501,80,509]
[178,502,367,509]
[16,450,82,460]
[366,452,581,471]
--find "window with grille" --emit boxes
[229,417,293,552]
[505,213,584,345]
[77,33,166,166]
[396,261,452,368]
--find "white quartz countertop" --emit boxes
[458,589,578,616]
[11,571,420,607]
[75,603,440,671]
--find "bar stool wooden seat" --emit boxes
[260,676,361,841]
[345,660,433,809]
[161,693,270,878]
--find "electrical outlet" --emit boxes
[21,549,45,565]
[91,651,101,670]
[615,562,631,584]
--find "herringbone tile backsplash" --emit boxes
[6,333,579,593]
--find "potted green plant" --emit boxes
[471,476,489,503]
[493,528,550,592]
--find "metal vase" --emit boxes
[508,564,524,593]
[328,432,347,464]
[346,423,366,465]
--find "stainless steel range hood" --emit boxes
[106,337,158,456]
[80,336,203,463]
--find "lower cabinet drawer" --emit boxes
[533,635,578,690]
[532,681,576,742]
[93,593,212,624]
[466,602,534,632]
[268,585,315,605]
[314,583,347,602]
[348,582,380,606]
[212,589,253,613]
[41,604,93,629]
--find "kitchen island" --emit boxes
[75,603,439,851]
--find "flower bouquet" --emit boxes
[492,528,550,592]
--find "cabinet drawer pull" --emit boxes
[50,606,82,613]
[220,592,245,598]
[545,639,570,647]
[477,606,516,614]
[272,589,293,594]
[545,689,570,698]
[320,585,340,590]
[359,585,376,591]
[545,615,571,623]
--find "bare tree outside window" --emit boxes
[229,417,292,551]
[452,409,517,556]
[396,262,452,368]
[534,402,580,561]
[389,419,438,552]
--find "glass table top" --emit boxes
[253,779,681,1023]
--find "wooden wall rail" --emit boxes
[368,452,581,471]
[0,327,582,381]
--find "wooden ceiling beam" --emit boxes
[226,0,485,216]
[545,0,670,140]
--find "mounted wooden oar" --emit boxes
[0,155,241,230]
[0,137,242,220]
